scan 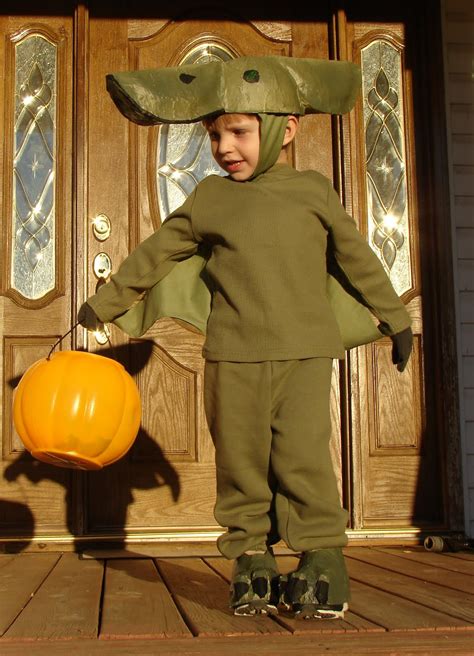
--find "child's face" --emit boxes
[206,114,260,181]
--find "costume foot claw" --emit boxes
[230,550,280,616]
[283,548,350,620]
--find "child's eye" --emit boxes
[208,131,219,141]
[233,129,246,136]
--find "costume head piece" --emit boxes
[106,55,361,178]
[105,55,361,126]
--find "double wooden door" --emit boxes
[0,3,458,549]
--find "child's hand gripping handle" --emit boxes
[77,302,102,332]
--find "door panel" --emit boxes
[339,12,444,529]
[0,14,75,542]
[84,12,339,538]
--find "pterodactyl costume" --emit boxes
[83,55,412,618]
[103,56,392,349]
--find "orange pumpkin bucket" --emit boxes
[13,350,141,470]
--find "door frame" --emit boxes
[0,0,463,550]
[70,0,467,541]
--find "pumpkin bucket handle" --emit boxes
[47,321,111,360]
[47,322,81,360]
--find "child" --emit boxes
[79,56,412,619]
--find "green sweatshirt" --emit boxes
[88,163,410,362]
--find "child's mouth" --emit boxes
[225,161,243,173]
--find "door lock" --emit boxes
[91,213,111,241]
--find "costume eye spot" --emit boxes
[179,73,196,84]
[243,69,260,83]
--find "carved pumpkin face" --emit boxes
[13,351,141,470]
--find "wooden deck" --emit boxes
[0,546,473,655]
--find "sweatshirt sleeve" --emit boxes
[87,191,200,323]
[323,181,411,335]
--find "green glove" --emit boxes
[77,302,101,332]
[390,327,413,372]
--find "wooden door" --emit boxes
[83,9,341,541]
[0,2,460,550]
[0,12,76,547]
[336,4,461,534]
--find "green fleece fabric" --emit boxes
[251,113,288,179]
[204,358,348,558]
[111,113,292,339]
[87,164,410,362]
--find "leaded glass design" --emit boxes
[157,44,232,218]
[361,40,412,296]
[12,34,57,299]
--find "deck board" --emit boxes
[1,631,474,655]
[0,548,473,653]
[0,553,60,636]
[447,552,474,562]
[100,559,192,639]
[379,547,474,576]
[346,555,474,627]
[348,578,470,631]
[3,553,103,641]
[0,556,15,571]
[350,547,474,595]
[156,557,287,637]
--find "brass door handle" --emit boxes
[91,252,112,345]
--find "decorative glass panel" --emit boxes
[157,44,233,218]
[12,35,57,299]
[361,40,412,296]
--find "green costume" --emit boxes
[204,358,346,556]
[81,55,412,616]
[101,56,396,350]
[88,164,409,361]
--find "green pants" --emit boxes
[204,358,349,559]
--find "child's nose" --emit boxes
[217,134,233,154]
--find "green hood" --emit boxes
[106,55,361,125]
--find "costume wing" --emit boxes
[326,275,383,349]
[113,252,211,338]
[112,252,381,349]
